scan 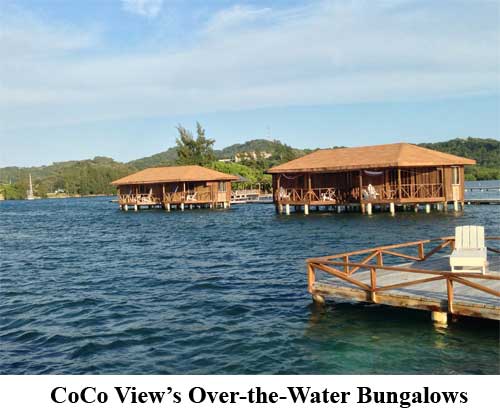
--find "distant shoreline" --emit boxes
[45,193,114,199]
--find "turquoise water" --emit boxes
[0,198,498,374]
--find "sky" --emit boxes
[0,0,498,167]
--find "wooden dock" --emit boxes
[307,237,500,323]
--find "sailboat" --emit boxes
[26,174,35,200]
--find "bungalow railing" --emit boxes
[307,188,338,202]
[277,182,445,204]
[399,183,443,199]
[306,236,500,313]
[163,190,214,203]
[276,188,306,202]
[118,194,161,204]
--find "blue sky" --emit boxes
[0,0,498,167]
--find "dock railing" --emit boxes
[306,236,500,314]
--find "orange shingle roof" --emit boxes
[112,165,238,185]
[267,143,476,173]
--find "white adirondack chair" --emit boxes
[450,226,487,274]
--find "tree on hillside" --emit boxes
[175,122,215,166]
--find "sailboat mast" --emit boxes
[27,174,34,200]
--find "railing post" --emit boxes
[418,243,425,260]
[370,267,377,303]
[307,263,315,293]
[447,278,454,314]
[377,251,383,266]
[343,256,349,275]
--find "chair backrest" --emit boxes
[455,226,485,249]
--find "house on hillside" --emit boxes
[112,165,238,211]
[266,143,476,215]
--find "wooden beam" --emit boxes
[312,262,371,291]
[349,251,380,275]
[451,276,500,298]
[424,240,451,260]
[382,249,421,261]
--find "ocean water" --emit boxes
[0,197,498,374]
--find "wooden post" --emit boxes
[304,204,309,215]
[358,170,363,208]
[390,202,395,215]
[276,174,281,201]
[285,204,290,215]
[447,279,454,314]
[377,251,383,267]
[367,203,372,215]
[453,200,459,211]
[307,263,315,293]
[425,204,431,213]
[385,169,390,198]
[418,243,425,260]
[180,203,184,211]
[370,267,377,303]
[133,204,138,212]
[431,311,447,325]
[166,203,170,212]
[343,256,349,274]
[397,168,402,200]
[123,204,128,211]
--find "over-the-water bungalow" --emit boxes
[112,165,238,211]
[266,143,476,215]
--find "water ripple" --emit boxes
[0,198,498,374]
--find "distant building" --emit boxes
[234,151,272,163]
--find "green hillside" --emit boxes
[127,147,178,169]
[419,137,500,180]
[0,136,498,199]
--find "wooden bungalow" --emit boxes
[111,165,238,211]
[266,143,476,215]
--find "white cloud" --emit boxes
[0,12,98,59]
[122,0,163,18]
[204,5,272,33]
[0,0,498,131]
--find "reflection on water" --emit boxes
[0,197,498,374]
